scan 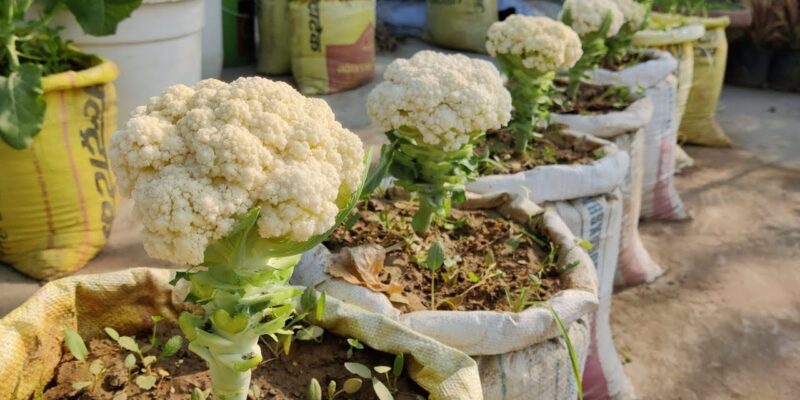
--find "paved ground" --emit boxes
[0,43,798,399]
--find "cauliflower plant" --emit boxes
[367,51,511,233]
[486,15,582,74]
[110,77,365,266]
[560,0,624,38]
[486,15,583,152]
[612,0,647,30]
[366,50,511,152]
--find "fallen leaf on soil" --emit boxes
[326,244,404,298]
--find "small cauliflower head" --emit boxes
[611,0,647,30]
[486,15,583,74]
[110,77,365,265]
[560,0,624,38]
[366,50,511,151]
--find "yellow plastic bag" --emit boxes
[426,0,497,53]
[0,60,119,280]
[0,268,484,400]
[289,0,375,94]
[257,0,291,75]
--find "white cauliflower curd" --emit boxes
[560,0,624,38]
[366,50,511,151]
[486,15,583,74]
[611,0,647,30]
[110,77,365,265]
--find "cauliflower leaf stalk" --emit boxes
[387,127,481,234]
[486,16,582,153]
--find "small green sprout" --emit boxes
[344,353,405,400]
[307,377,363,400]
[424,241,446,310]
[346,338,364,359]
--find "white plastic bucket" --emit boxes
[53,0,205,123]
[203,0,224,78]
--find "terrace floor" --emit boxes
[1,41,798,400]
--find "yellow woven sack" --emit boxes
[0,268,483,400]
[651,13,732,146]
[0,60,119,280]
[289,0,376,95]
[426,0,497,53]
[633,23,705,122]
[257,0,292,75]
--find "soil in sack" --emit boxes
[551,81,637,115]
[476,124,604,176]
[325,194,570,312]
[44,322,426,399]
[599,50,656,72]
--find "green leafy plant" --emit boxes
[346,338,364,359]
[497,54,557,152]
[307,376,364,400]
[0,0,142,149]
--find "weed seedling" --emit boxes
[424,241,445,309]
[346,338,364,359]
[307,377,363,400]
[344,353,405,400]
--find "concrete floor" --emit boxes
[0,44,798,399]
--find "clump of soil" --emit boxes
[44,324,425,400]
[325,196,566,312]
[476,124,603,175]
[551,81,636,115]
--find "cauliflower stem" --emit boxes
[562,8,615,99]
[497,54,557,152]
[387,127,479,234]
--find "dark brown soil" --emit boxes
[601,51,648,71]
[44,325,425,400]
[325,196,565,312]
[476,124,603,175]
[551,81,635,115]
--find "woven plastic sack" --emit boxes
[0,267,484,400]
[425,0,497,53]
[289,0,375,94]
[588,50,688,221]
[553,98,665,287]
[651,13,732,146]
[632,23,704,123]
[470,130,637,399]
[293,191,599,400]
[0,60,119,280]
[257,0,291,75]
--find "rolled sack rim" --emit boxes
[467,129,631,204]
[292,193,599,356]
[632,23,706,47]
[590,49,678,89]
[42,58,120,93]
[551,96,654,139]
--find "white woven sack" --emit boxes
[552,98,664,286]
[589,49,689,221]
[466,130,629,204]
[551,190,636,400]
[293,193,599,400]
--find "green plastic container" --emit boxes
[222,0,256,66]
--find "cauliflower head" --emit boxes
[366,50,511,151]
[110,77,365,265]
[486,15,583,74]
[560,0,624,38]
[611,0,646,30]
